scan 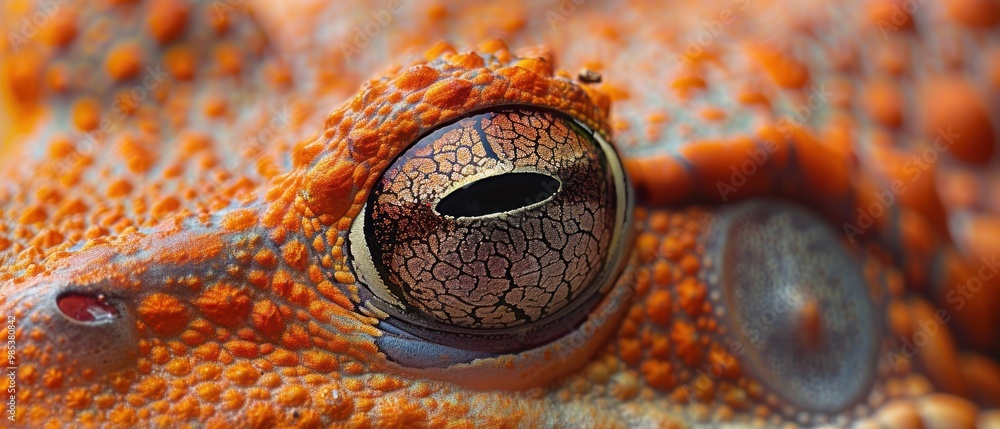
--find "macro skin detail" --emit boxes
[0,1,999,429]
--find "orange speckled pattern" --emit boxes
[1,0,999,428]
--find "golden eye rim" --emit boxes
[345,104,634,353]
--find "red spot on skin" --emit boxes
[57,293,118,322]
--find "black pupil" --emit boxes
[435,172,560,218]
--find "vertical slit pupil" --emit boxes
[436,172,560,217]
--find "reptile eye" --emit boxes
[709,200,881,412]
[348,107,631,354]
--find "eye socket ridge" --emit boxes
[346,105,633,353]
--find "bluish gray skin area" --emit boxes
[712,199,882,412]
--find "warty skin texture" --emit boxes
[1,0,1000,427]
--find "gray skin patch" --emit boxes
[711,199,881,413]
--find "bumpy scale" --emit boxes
[1,0,999,428]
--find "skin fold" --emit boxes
[1,0,999,427]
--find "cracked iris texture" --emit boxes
[351,107,624,339]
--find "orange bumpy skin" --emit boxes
[1,0,999,428]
